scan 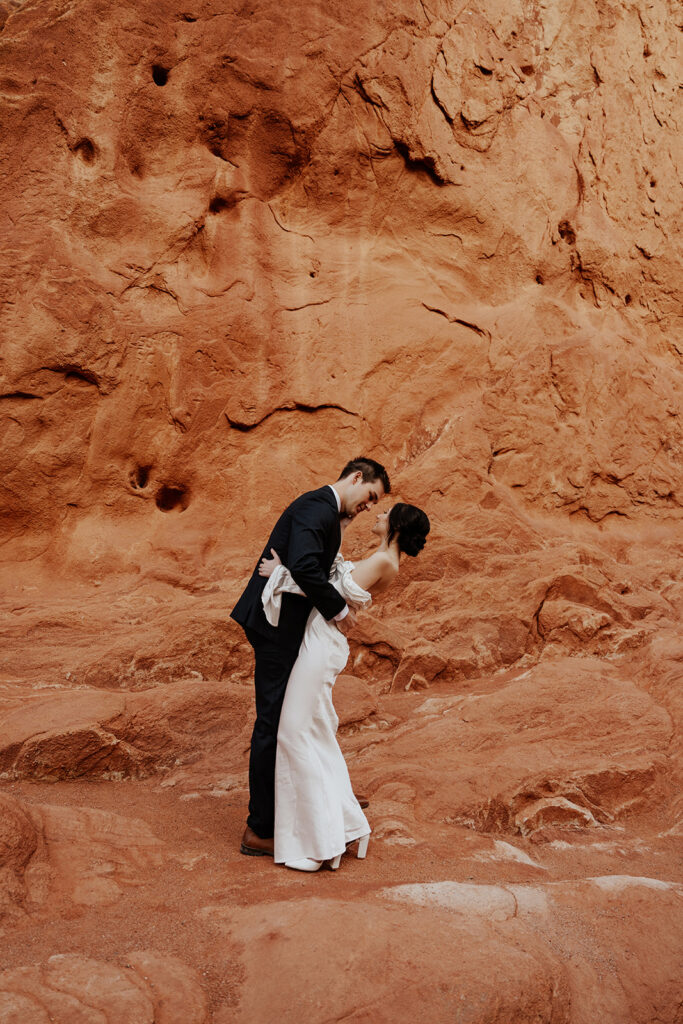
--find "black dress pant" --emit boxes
[244,626,301,839]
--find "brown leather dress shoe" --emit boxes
[240,826,274,857]
[354,793,370,809]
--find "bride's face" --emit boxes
[371,509,390,539]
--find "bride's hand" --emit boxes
[258,548,282,578]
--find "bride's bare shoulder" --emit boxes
[374,549,398,574]
[351,549,398,591]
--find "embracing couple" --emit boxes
[230,457,429,872]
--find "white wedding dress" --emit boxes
[262,554,372,864]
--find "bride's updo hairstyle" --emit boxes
[387,503,430,557]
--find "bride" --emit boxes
[258,502,430,872]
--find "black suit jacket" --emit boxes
[230,486,346,651]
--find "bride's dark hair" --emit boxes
[387,503,430,557]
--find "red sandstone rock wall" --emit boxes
[0,0,681,1021]
[0,0,680,566]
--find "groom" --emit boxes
[231,456,391,856]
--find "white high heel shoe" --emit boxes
[285,855,343,872]
[356,834,370,859]
[285,858,323,872]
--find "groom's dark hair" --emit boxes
[337,457,391,494]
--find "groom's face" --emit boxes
[341,472,385,518]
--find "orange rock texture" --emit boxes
[0,0,681,1020]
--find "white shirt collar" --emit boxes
[327,484,341,512]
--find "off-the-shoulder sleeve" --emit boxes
[334,559,372,610]
[262,556,371,626]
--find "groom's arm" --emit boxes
[287,501,346,622]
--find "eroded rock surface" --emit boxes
[0,952,208,1024]
[204,877,683,1024]
[0,0,681,1020]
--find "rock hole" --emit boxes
[155,485,189,513]
[649,178,656,187]
[333,168,339,176]
[625,294,632,305]
[535,274,544,285]
[309,271,316,278]
[181,12,197,20]
[131,465,151,489]
[643,45,651,57]
[558,220,576,245]
[520,65,534,76]
[152,65,169,86]
[74,138,96,163]
[208,195,232,214]
[475,64,493,76]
